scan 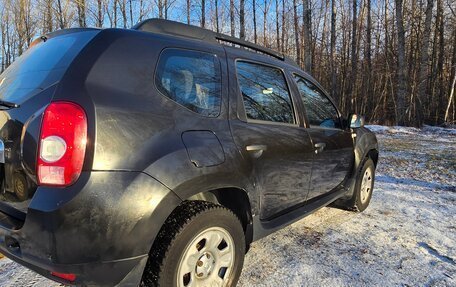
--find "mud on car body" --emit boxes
[0,19,378,286]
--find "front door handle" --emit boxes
[314,142,326,154]
[246,144,267,158]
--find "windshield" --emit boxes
[0,30,98,104]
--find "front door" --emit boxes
[293,75,354,200]
[229,60,314,220]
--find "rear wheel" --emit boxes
[141,201,245,287]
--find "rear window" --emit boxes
[0,31,98,104]
[155,49,222,117]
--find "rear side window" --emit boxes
[294,75,341,129]
[236,61,294,124]
[155,49,222,117]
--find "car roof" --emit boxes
[132,18,300,68]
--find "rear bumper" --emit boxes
[0,171,181,286]
[0,246,148,286]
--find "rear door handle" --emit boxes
[246,144,267,158]
[314,142,326,154]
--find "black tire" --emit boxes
[331,157,375,212]
[351,157,375,212]
[13,172,29,201]
[141,201,245,287]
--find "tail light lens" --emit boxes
[37,102,87,186]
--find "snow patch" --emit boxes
[0,126,455,286]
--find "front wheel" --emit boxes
[141,201,245,287]
[353,157,375,212]
[331,157,376,212]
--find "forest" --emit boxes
[0,0,455,127]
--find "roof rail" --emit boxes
[132,19,297,65]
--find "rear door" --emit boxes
[228,59,314,220]
[293,75,354,200]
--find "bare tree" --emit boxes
[365,0,372,118]
[186,0,190,24]
[96,0,103,27]
[293,0,301,65]
[275,0,280,51]
[215,0,219,33]
[240,0,245,39]
[76,0,87,27]
[303,0,312,72]
[253,0,257,44]
[262,0,271,47]
[415,0,434,126]
[395,0,408,125]
[201,0,205,28]
[1,0,455,127]
[330,0,337,101]
[230,0,235,37]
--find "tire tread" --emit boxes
[141,200,241,286]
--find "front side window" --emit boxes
[236,61,295,124]
[294,75,341,128]
[155,49,222,117]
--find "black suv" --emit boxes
[0,19,378,286]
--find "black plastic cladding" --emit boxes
[0,19,378,286]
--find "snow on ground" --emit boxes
[0,125,455,286]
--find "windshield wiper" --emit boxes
[0,100,20,109]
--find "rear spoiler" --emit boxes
[30,28,101,48]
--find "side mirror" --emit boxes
[349,114,365,129]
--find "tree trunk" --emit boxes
[445,26,456,123]
[415,0,434,127]
[121,0,127,28]
[253,0,257,44]
[129,0,133,27]
[230,0,235,37]
[263,1,269,47]
[201,0,205,28]
[365,0,372,118]
[187,0,190,24]
[240,0,245,39]
[45,0,53,32]
[348,0,358,111]
[436,0,445,124]
[159,0,163,19]
[445,73,455,124]
[395,0,408,126]
[215,0,219,33]
[114,0,118,27]
[97,0,103,27]
[57,0,65,29]
[302,0,312,72]
[330,0,337,101]
[275,0,280,51]
[76,0,87,27]
[293,0,301,66]
[281,0,285,53]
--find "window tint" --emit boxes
[294,75,341,128]
[0,31,99,104]
[156,49,221,117]
[236,61,294,124]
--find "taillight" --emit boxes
[37,102,87,186]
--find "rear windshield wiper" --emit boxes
[0,100,20,109]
